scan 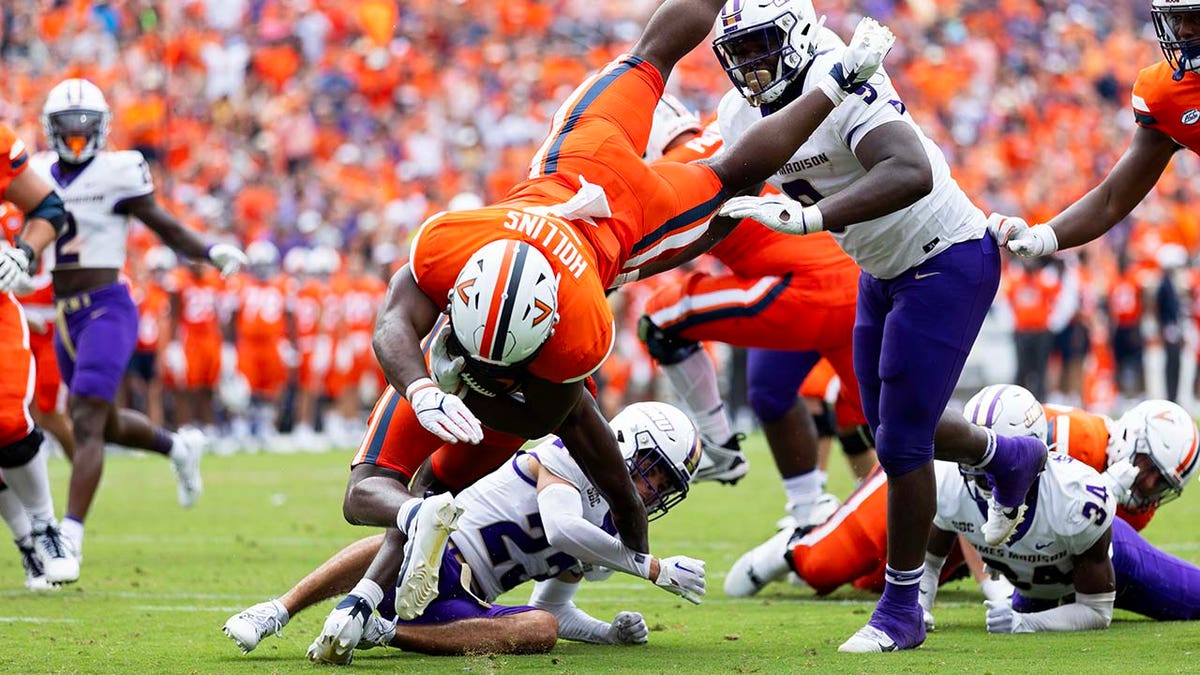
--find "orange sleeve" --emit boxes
[1117,505,1155,532]
[1131,64,1162,128]
[0,124,29,192]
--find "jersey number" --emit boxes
[55,212,80,266]
[479,513,576,590]
[981,557,1072,592]
[1082,484,1108,525]
[781,179,825,206]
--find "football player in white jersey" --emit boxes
[223,402,705,662]
[708,0,1049,652]
[21,78,248,564]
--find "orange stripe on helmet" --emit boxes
[477,241,517,361]
[1176,426,1199,478]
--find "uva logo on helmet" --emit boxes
[449,239,560,366]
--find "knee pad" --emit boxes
[747,382,797,424]
[0,429,44,469]
[812,402,837,438]
[838,425,876,456]
[637,315,700,365]
[873,426,932,476]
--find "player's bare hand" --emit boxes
[607,611,649,645]
[719,195,823,235]
[653,555,706,604]
[817,17,896,104]
[407,377,483,444]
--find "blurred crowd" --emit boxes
[1,0,1198,447]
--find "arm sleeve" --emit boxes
[536,483,652,578]
[528,578,613,644]
[1014,591,1115,633]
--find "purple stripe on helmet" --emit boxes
[984,385,1011,427]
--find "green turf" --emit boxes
[0,437,1197,673]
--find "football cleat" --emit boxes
[357,613,397,651]
[724,527,795,598]
[170,429,205,508]
[395,493,463,620]
[31,522,79,584]
[223,599,288,654]
[838,624,899,653]
[17,541,53,591]
[694,434,749,485]
[982,435,1047,545]
[307,595,374,665]
[981,500,1028,547]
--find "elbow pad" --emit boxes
[26,191,69,235]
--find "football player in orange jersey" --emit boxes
[726,386,1199,606]
[0,124,80,587]
[991,2,1200,256]
[165,259,226,434]
[327,251,385,444]
[285,246,329,452]
[633,100,875,530]
[343,1,896,633]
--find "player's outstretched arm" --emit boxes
[535,460,652,572]
[124,195,247,276]
[529,575,649,645]
[629,0,728,83]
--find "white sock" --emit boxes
[782,470,823,506]
[269,598,292,626]
[60,517,84,553]
[349,578,385,609]
[0,486,32,542]
[396,497,424,533]
[662,349,733,443]
[3,446,56,523]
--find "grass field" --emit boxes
[1,436,1198,674]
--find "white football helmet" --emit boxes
[144,246,177,272]
[712,0,826,107]
[644,94,702,161]
[42,78,111,164]
[1116,400,1199,508]
[246,241,280,280]
[1152,0,1200,76]
[307,245,342,278]
[282,246,310,276]
[963,384,1048,443]
[611,401,701,520]
[448,239,559,367]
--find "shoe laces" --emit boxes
[19,543,45,577]
[36,526,66,560]
[241,603,284,637]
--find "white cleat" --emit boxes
[170,429,205,508]
[358,613,397,651]
[981,499,1028,546]
[223,599,288,654]
[307,595,373,665]
[694,435,749,485]
[31,523,79,584]
[724,527,796,598]
[17,542,54,591]
[395,493,463,620]
[838,624,898,653]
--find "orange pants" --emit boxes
[238,336,286,397]
[28,326,63,414]
[645,271,864,426]
[0,297,35,447]
[351,386,526,488]
[181,330,221,389]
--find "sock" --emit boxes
[269,598,292,626]
[152,428,175,457]
[662,350,733,443]
[346,578,385,610]
[396,498,424,533]
[782,470,823,522]
[881,564,924,608]
[0,486,32,542]
[60,517,84,553]
[970,429,998,469]
[3,446,56,523]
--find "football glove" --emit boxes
[208,243,249,277]
[718,195,823,235]
[0,246,31,292]
[653,555,706,605]
[606,611,649,645]
[1101,458,1140,508]
[406,377,483,444]
[817,17,896,104]
[987,213,1059,258]
[984,598,1023,634]
[428,325,466,396]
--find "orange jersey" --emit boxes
[658,118,859,296]
[291,278,327,343]
[1,202,54,311]
[131,280,170,351]
[0,124,29,197]
[165,268,224,339]
[1132,62,1200,154]
[1004,264,1063,331]
[1043,403,1155,530]
[340,274,386,334]
[235,276,292,340]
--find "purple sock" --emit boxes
[880,565,922,609]
[150,428,174,456]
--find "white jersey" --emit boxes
[717,28,985,280]
[450,437,613,601]
[933,454,1115,600]
[29,150,154,271]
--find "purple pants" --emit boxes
[53,282,139,403]
[1014,517,1200,620]
[853,234,1000,476]
[379,548,536,624]
[746,349,821,423]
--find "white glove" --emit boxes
[606,611,649,645]
[8,273,37,296]
[0,246,31,292]
[985,598,1023,634]
[406,377,483,444]
[653,556,706,605]
[208,243,248,277]
[816,17,896,104]
[429,325,466,396]
[987,213,1059,258]
[1102,458,1140,508]
[718,195,823,235]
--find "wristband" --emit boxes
[405,377,438,400]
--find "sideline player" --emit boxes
[726,386,1198,600]
[356,1,896,621]
[222,402,704,662]
[14,79,248,562]
[709,0,1047,651]
[991,1,1200,256]
[635,98,873,528]
[0,124,78,585]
